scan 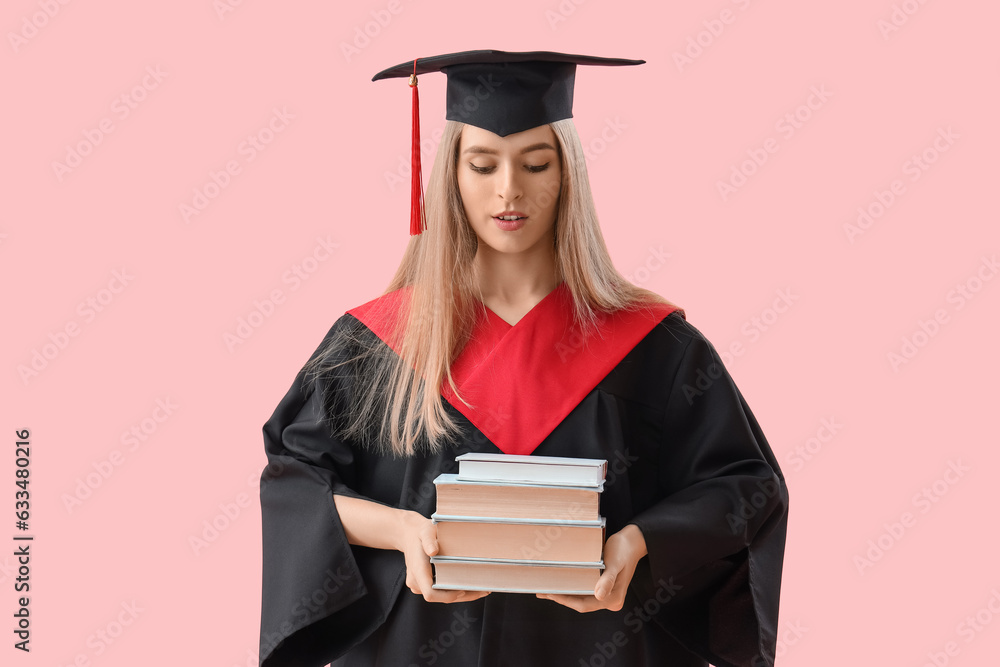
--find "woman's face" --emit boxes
[456,123,562,259]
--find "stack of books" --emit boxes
[430,452,607,595]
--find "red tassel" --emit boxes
[409,59,426,236]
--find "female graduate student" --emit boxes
[259,50,788,667]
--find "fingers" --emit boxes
[537,564,628,613]
[594,569,617,601]
[401,516,489,603]
[419,522,440,558]
[409,584,491,603]
[402,543,436,596]
[458,590,491,602]
[411,548,435,594]
[538,590,627,613]
[423,588,491,604]
[406,573,416,594]
[405,547,490,603]
[537,593,600,613]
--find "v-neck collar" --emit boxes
[347,283,679,455]
[478,281,566,330]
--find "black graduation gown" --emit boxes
[259,284,788,667]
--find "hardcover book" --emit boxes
[455,452,608,486]
[431,556,605,595]
[432,514,606,562]
[433,474,601,521]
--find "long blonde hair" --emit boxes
[306,118,677,456]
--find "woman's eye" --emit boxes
[468,162,551,174]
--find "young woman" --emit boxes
[259,50,788,667]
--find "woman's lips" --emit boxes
[493,215,526,231]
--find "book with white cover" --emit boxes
[455,453,607,486]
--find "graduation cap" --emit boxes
[371,50,645,236]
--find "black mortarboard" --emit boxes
[371,50,645,235]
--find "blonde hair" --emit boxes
[306,118,677,456]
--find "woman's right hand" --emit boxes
[396,510,490,603]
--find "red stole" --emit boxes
[347,282,679,455]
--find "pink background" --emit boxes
[3,1,998,665]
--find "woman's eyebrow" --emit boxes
[462,142,557,155]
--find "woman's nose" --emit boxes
[496,164,522,202]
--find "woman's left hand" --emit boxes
[536,523,647,613]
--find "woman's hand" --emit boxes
[395,510,490,604]
[536,523,647,613]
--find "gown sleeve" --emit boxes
[628,316,789,667]
[258,317,405,667]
